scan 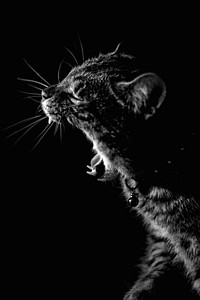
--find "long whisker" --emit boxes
[22,96,41,103]
[27,83,43,91]
[59,122,62,142]
[63,60,74,70]
[5,116,46,138]
[35,121,51,139]
[13,117,46,146]
[59,122,65,143]
[32,122,54,150]
[23,59,50,86]
[57,59,64,83]
[25,95,41,98]
[36,104,43,114]
[54,122,60,136]
[17,77,48,88]
[3,114,43,131]
[77,33,85,62]
[17,90,41,103]
[64,47,79,66]
[18,90,41,96]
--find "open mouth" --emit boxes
[86,153,118,181]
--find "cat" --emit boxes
[40,45,200,299]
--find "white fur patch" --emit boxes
[149,187,171,199]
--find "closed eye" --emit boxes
[59,91,82,105]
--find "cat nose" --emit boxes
[41,84,57,100]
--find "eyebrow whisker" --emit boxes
[23,59,50,86]
[77,33,85,62]
[64,46,79,66]
[57,59,64,83]
[63,60,74,70]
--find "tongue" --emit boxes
[90,153,102,168]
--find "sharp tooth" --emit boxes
[86,165,97,176]
[87,165,93,170]
[86,169,97,176]
[48,117,52,124]
[87,153,103,177]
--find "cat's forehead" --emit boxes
[68,51,135,81]
[58,51,137,96]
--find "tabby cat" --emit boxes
[41,46,200,299]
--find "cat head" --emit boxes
[41,47,166,180]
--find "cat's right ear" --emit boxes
[117,73,166,120]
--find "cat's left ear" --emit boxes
[117,73,166,119]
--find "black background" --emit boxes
[2,4,199,299]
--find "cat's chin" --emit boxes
[86,153,118,181]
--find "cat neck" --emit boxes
[128,137,197,197]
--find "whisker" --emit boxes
[3,114,43,131]
[63,60,74,70]
[27,83,43,91]
[59,122,65,143]
[23,59,50,86]
[36,104,43,114]
[13,117,46,146]
[5,116,46,138]
[53,122,60,136]
[64,47,79,66]
[17,77,48,88]
[17,90,41,103]
[32,122,54,150]
[18,90,41,96]
[59,122,63,142]
[57,59,64,83]
[77,33,85,62]
[35,121,51,139]
[22,96,41,103]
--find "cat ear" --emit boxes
[117,73,166,120]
